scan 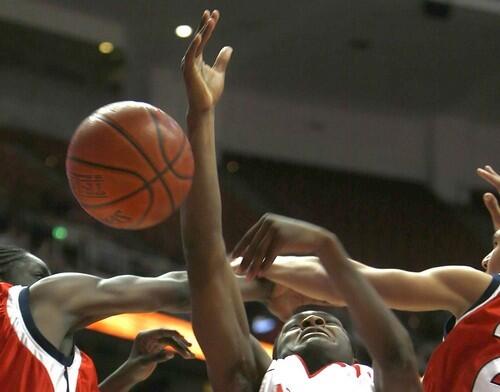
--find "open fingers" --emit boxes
[182,32,201,72]
[258,234,281,277]
[161,336,195,359]
[484,193,500,231]
[246,229,275,280]
[182,10,215,71]
[485,165,499,175]
[231,221,261,260]
[196,17,216,57]
[239,220,271,275]
[478,167,500,189]
[196,10,219,57]
[195,10,210,34]
[159,329,191,347]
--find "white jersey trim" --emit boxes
[6,285,82,392]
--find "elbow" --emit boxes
[158,278,192,313]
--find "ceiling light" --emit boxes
[252,316,277,334]
[175,25,193,38]
[52,226,68,241]
[98,41,114,54]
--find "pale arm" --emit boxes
[260,256,492,317]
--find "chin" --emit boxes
[294,337,348,360]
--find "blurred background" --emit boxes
[0,0,499,390]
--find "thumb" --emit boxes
[483,193,500,230]
[213,46,233,73]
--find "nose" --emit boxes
[301,315,326,328]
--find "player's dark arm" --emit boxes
[160,270,275,312]
[28,269,274,347]
[28,271,192,343]
[233,214,422,391]
[180,10,269,391]
[314,235,422,392]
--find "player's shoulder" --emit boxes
[29,273,100,296]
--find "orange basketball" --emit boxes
[66,101,194,229]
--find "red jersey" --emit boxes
[0,282,99,392]
[423,274,500,392]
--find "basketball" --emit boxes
[66,101,194,229]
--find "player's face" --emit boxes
[4,254,51,286]
[482,230,500,274]
[274,310,353,364]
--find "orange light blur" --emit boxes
[88,313,274,360]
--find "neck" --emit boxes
[292,346,351,374]
[297,353,333,374]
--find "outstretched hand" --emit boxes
[231,213,331,280]
[477,165,500,231]
[181,10,233,113]
[125,328,194,383]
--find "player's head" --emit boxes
[0,246,51,286]
[273,309,354,364]
[482,229,500,275]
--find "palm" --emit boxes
[191,59,225,109]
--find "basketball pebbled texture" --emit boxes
[66,101,194,230]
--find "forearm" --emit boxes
[263,257,342,305]
[181,110,225,263]
[158,270,274,313]
[99,361,142,392]
[261,255,377,306]
[317,236,417,368]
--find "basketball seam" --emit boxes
[67,156,154,229]
[93,113,176,213]
[148,109,193,180]
[142,109,192,230]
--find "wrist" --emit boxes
[316,231,350,272]
[119,359,146,384]
[315,229,337,256]
[186,108,214,123]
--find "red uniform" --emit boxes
[0,282,99,392]
[423,274,500,392]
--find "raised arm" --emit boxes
[180,10,268,391]
[232,213,422,392]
